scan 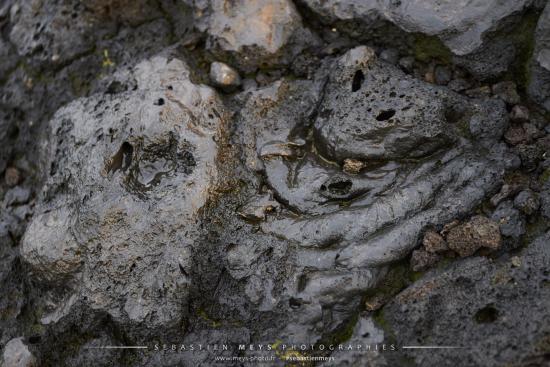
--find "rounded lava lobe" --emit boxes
[21,56,225,329]
[313,47,457,164]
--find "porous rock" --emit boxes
[410,248,440,272]
[381,231,550,367]
[446,215,502,257]
[528,2,550,111]
[235,46,509,342]
[193,0,318,72]
[21,55,228,329]
[209,61,242,91]
[422,230,447,253]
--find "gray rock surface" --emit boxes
[2,338,36,367]
[381,231,550,367]
[529,2,550,111]
[302,0,533,55]
[21,55,228,329]
[191,0,319,71]
[235,46,510,346]
[0,1,549,366]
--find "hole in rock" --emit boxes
[106,81,126,94]
[444,105,465,124]
[297,274,308,293]
[155,98,165,106]
[106,142,133,174]
[351,70,365,92]
[28,335,41,344]
[474,305,499,323]
[376,109,396,121]
[289,298,302,309]
[324,180,352,196]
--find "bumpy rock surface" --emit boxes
[22,55,228,329]
[192,0,318,71]
[381,231,550,367]
[1,0,549,366]
[446,216,502,256]
[303,0,533,55]
[529,2,550,111]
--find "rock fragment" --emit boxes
[2,338,36,367]
[446,216,502,257]
[238,193,279,221]
[4,167,21,187]
[513,190,540,215]
[504,125,528,146]
[510,105,530,123]
[492,201,526,239]
[491,81,521,105]
[197,0,317,71]
[209,61,242,92]
[422,230,447,253]
[379,48,399,64]
[490,184,519,207]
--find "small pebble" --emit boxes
[5,167,21,187]
[398,56,415,72]
[209,61,241,92]
[342,158,365,174]
[491,81,521,105]
[2,338,36,367]
[446,216,501,257]
[422,230,447,253]
[379,48,399,65]
[510,105,530,123]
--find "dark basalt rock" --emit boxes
[528,2,550,112]
[381,231,550,367]
[0,1,549,366]
[21,56,229,331]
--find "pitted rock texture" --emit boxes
[191,0,319,71]
[234,46,511,347]
[21,55,228,329]
[1,0,550,366]
[302,0,533,55]
[381,231,550,367]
